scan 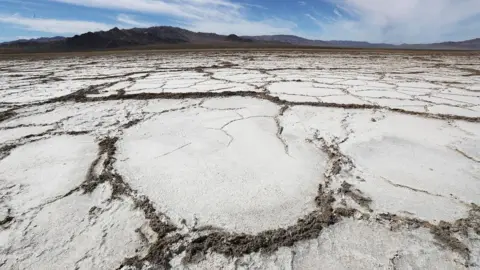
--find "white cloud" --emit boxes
[116,14,153,27]
[299,1,306,6]
[0,14,112,34]
[316,0,480,43]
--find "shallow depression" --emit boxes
[115,104,327,234]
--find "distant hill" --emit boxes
[0,26,274,53]
[1,26,479,53]
[0,36,65,45]
[432,38,480,49]
[65,27,191,49]
[246,35,480,50]
[246,36,389,47]
[325,40,394,48]
[243,35,330,46]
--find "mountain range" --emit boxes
[1,26,479,53]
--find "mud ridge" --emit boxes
[0,144,17,159]
[452,203,480,236]
[70,70,155,81]
[339,182,373,210]
[0,215,13,226]
[430,221,470,261]
[274,105,290,155]
[119,186,353,269]
[376,207,479,263]
[81,137,179,269]
[28,89,480,123]
[181,185,354,265]
[0,109,16,123]
[0,128,57,160]
[308,134,355,185]
[455,67,480,77]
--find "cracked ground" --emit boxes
[0,50,479,269]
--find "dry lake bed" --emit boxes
[0,50,479,269]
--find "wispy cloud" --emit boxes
[51,0,242,21]
[306,13,322,26]
[0,14,112,34]
[333,8,342,18]
[243,3,267,10]
[50,0,297,35]
[316,0,480,43]
[116,14,153,27]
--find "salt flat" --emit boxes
[0,51,479,269]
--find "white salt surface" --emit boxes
[1,51,479,269]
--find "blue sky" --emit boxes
[1,0,479,43]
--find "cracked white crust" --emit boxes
[0,51,479,269]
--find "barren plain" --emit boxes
[0,50,479,269]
